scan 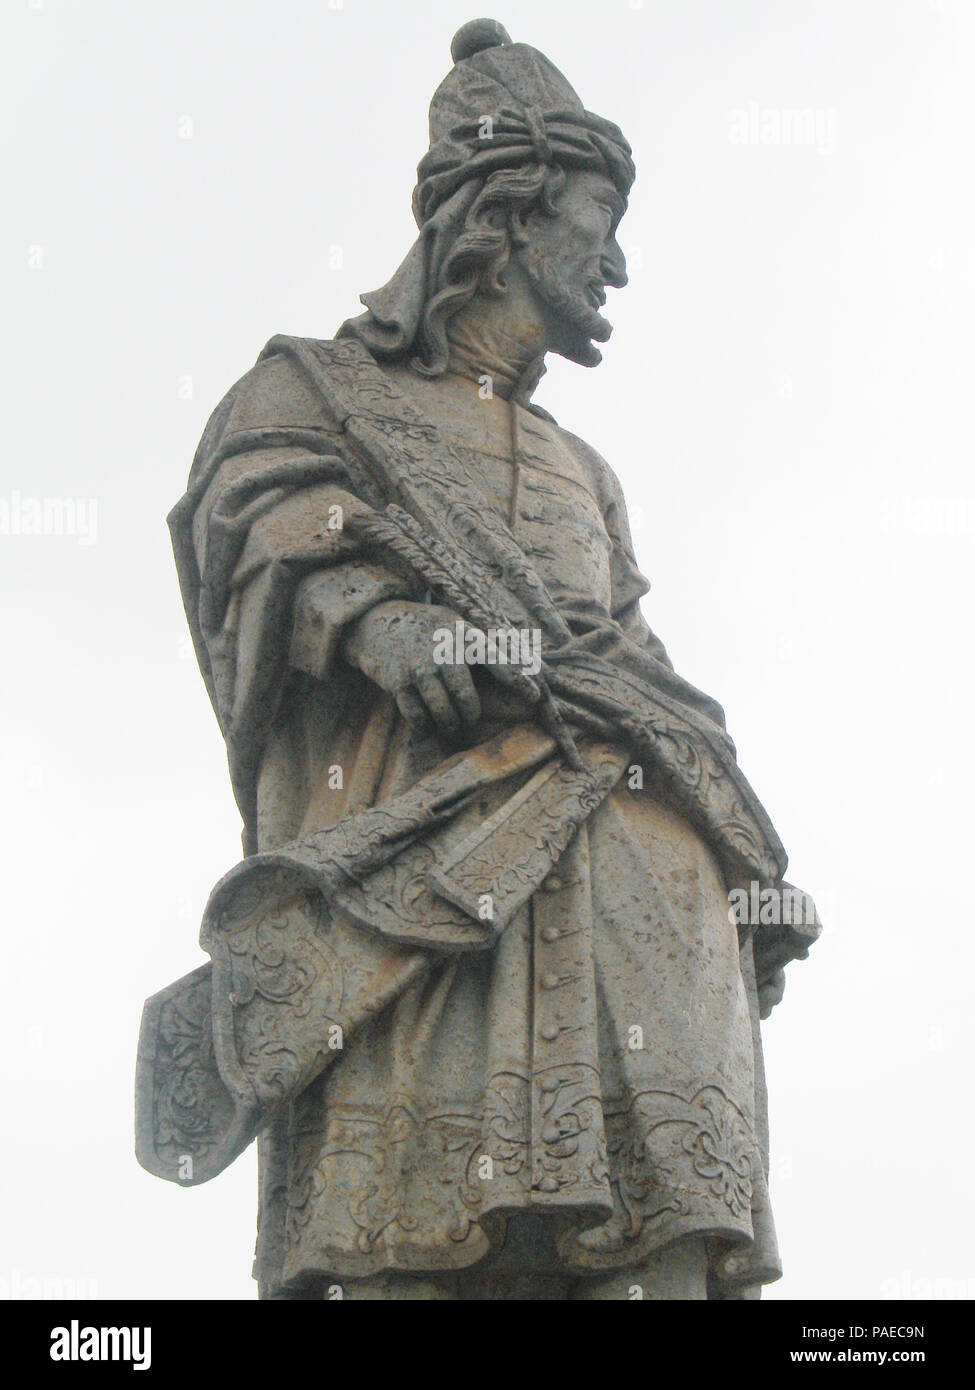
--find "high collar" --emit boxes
[445,309,545,402]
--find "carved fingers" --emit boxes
[345,599,484,736]
[438,661,482,727]
[397,662,481,735]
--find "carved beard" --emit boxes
[520,254,613,367]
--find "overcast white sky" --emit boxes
[2,0,973,1301]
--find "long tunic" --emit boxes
[148,335,788,1298]
[205,349,781,1296]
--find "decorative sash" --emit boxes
[270,334,787,887]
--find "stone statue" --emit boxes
[136,18,819,1300]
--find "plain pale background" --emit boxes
[2,0,973,1300]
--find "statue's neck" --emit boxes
[445,302,545,402]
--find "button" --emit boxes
[540,1023,559,1041]
[540,972,560,990]
[541,1123,563,1144]
[540,1076,560,1093]
[535,1177,559,1194]
[540,925,560,943]
[541,874,564,893]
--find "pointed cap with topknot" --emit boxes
[412,19,635,225]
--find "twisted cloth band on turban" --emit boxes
[413,105,635,227]
[340,23,635,359]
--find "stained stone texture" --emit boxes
[136,18,819,1301]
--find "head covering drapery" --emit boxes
[339,19,635,359]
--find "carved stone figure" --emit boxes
[136,19,819,1300]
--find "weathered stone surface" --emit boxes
[136,18,819,1300]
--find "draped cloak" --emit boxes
[136,333,818,1298]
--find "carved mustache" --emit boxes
[586,278,608,309]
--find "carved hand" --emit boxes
[342,599,482,735]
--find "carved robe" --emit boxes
[138,334,816,1298]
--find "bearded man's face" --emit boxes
[514,169,628,367]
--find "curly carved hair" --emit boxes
[411,162,566,377]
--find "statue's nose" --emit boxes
[601,243,628,290]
